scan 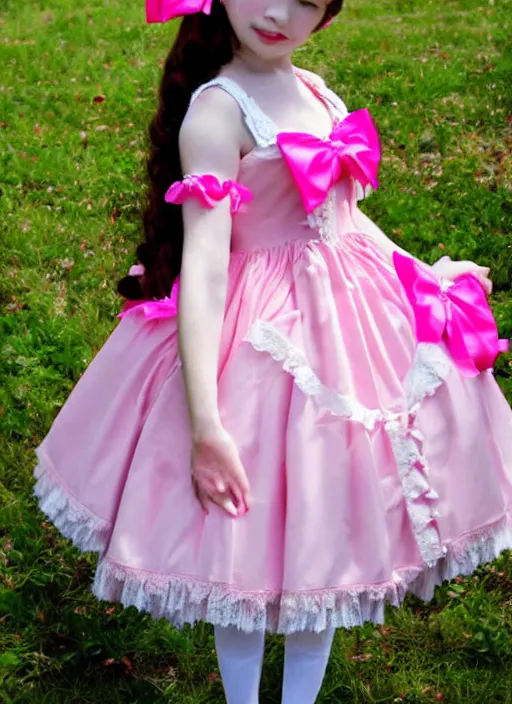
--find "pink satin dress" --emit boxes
[32,67,512,634]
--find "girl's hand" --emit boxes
[191,425,251,518]
[432,257,493,296]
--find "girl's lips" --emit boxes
[253,27,287,43]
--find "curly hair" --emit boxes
[117,0,344,301]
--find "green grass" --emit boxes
[1,0,512,701]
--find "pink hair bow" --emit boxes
[146,0,213,22]
[393,251,509,377]
[276,109,381,214]
[165,174,253,215]
[117,276,180,321]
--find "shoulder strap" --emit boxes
[189,76,277,148]
[294,67,349,119]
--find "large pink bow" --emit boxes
[146,0,212,22]
[276,109,381,214]
[117,277,180,321]
[393,252,509,377]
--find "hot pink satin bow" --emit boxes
[146,0,212,22]
[393,251,509,377]
[165,174,252,215]
[117,277,180,321]
[276,108,381,214]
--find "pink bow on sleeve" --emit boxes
[276,109,381,214]
[117,276,180,321]
[165,174,253,215]
[393,251,509,377]
[146,0,213,22]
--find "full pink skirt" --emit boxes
[33,231,512,633]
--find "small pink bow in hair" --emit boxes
[393,251,509,377]
[146,0,213,22]
[276,109,381,214]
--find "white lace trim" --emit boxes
[408,513,512,602]
[32,460,512,633]
[243,319,386,430]
[87,514,512,634]
[404,342,452,411]
[385,418,447,565]
[32,460,110,555]
[305,188,338,244]
[190,76,277,149]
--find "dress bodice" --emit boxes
[189,68,375,253]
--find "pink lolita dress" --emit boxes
[33,67,512,634]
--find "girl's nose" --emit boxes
[263,0,290,27]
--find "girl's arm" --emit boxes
[177,88,251,516]
[178,89,241,436]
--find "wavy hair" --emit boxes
[117,0,344,301]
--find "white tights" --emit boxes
[214,624,335,704]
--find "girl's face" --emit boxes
[223,0,328,60]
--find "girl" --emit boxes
[33,0,512,702]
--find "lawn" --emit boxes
[1,0,512,701]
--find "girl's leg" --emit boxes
[214,624,266,704]
[281,628,335,704]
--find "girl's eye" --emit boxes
[298,0,320,8]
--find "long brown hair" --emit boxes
[117,0,344,301]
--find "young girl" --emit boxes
[33,0,512,701]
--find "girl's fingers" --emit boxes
[212,495,238,516]
[193,481,210,514]
[229,484,248,514]
[214,479,227,494]
[231,459,251,496]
